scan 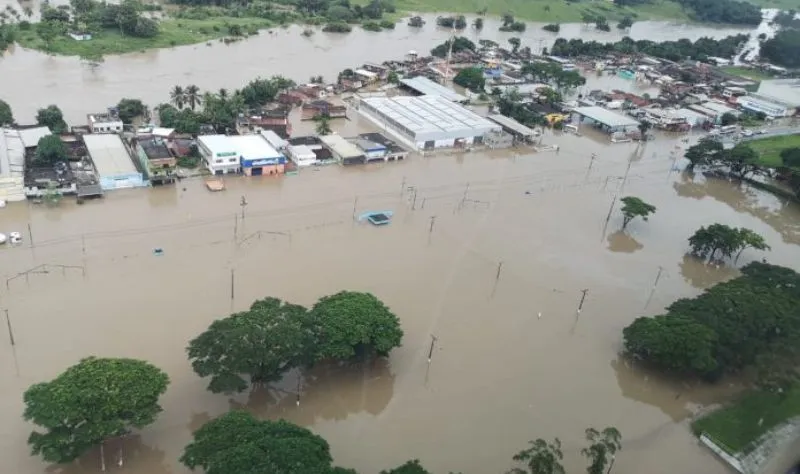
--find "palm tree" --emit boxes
[218,88,229,102]
[185,84,202,111]
[170,85,185,109]
[582,427,622,474]
[509,438,565,474]
[314,113,332,135]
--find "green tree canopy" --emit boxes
[310,291,403,360]
[117,98,146,124]
[187,297,313,394]
[688,223,743,260]
[315,113,333,135]
[181,411,333,474]
[509,438,565,474]
[684,137,723,171]
[623,262,800,386]
[36,104,68,133]
[718,143,760,179]
[0,98,13,125]
[430,37,475,58]
[453,67,485,93]
[619,196,656,230]
[34,135,68,166]
[380,459,432,474]
[582,427,622,474]
[760,28,800,69]
[23,357,169,463]
[780,147,800,169]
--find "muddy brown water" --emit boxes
[2,112,800,474]
[0,12,751,123]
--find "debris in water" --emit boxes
[153,248,164,256]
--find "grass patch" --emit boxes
[744,0,800,9]
[392,0,689,22]
[720,66,774,81]
[691,385,800,454]
[16,17,272,57]
[748,134,800,168]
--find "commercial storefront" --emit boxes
[230,135,286,176]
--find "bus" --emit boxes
[719,125,738,135]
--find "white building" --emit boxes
[358,95,501,150]
[259,130,288,151]
[736,80,800,118]
[287,145,317,167]
[0,128,26,202]
[198,135,240,175]
[87,111,124,134]
[83,134,144,190]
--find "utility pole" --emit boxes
[600,194,618,242]
[233,213,238,242]
[4,309,14,346]
[621,158,633,192]
[428,216,436,244]
[400,176,406,196]
[81,234,86,256]
[427,335,438,363]
[240,196,248,220]
[296,376,301,406]
[460,182,470,208]
[230,269,235,302]
[588,153,597,171]
[491,261,504,297]
[577,289,588,314]
[352,196,359,220]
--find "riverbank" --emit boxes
[15,17,273,57]
[748,134,800,168]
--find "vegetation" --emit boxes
[692,384,800,454]
[674,0,761,25]
[499,13,525,32]
[35,105,68,133]
[116,98,146,124]
[180,411,336,474]
[719,66,775,82]
[188,292,403,394]
[407,15,424,27]
[520,61,586,90]
[617,16,633,29]
[748,134,800,168]
[323,22,352,33]
[582,427,622,474]
[623,262,799,388]
[550,34,749,62]
[688,224,769,261]
[473,17,483,30]
[760,29,800,70]
[430,36,475,57]
[23,357,169,463]
[454,67,485,93]
[0,99,13,126]
[619,196,656,230]
[380,460,431,474]
[34,135,69,166]
[684,137,724,171]
[542,23,560,33]
[315,113,333,135]
[509,438,565,474]
[435,15,466,29]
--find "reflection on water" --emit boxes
[673,173,800,245]
[48,435,168,474]
[679,254,740,289]
[611,357,743,423]
[229,358,394,425]
[607,230,644,253]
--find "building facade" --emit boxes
[87,111,124,134]
[737,94,795,118]
[229,135,286,176]
[133,137,177,185]
[198,135,240,175]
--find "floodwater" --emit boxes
[0,12,752,123]
[2,110,800,474]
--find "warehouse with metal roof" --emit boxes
[487,114,537,141]
[320,134,365,165]
[83,134,145,190]
[358,95,501,150]
[399,76,468,102]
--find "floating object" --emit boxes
[0,233,6,244]
[0,199,6,208]
[538,312,542,319]
[9,231,22,244]
[153,248,164,256]
[205,178,225,192]
[358,210,394,226]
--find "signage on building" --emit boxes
[216,152,238,158]
[244,157,287,167]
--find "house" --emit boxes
[197,135,240,175]
[287,145,318,167]
[301,99,347,120]
[229,135,286,176]
[87,108,124,134]
[288,136,334,165]
[236,106,292,138]
[259,130,288,151]
[357,132,408,161]
[132,136,177,185]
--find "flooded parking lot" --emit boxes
[2,124,799,474]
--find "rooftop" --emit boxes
[198,135,237,153]
[259,130,288,149]
[137,137,173,160]
[0,128,25,179]
[15,126,51,148]
[361,95,500,137]
[319,134,364,159]
[487,114,536,137]
[757,80,800,107]
[571,106,640,128]
[400,76,468,102]
[358,132,406,154]
[83,134,137,177]
[88,112,122,123]
[229,135,282,160]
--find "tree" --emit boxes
[0,98,12,125]
[582,427,622,474]
[718,143,760,180]
[23,357,169,464]
[688,223,743,260]
[310,291,403,361]
[684,138,723,171]
[181,411,333,474]
[617,16,633,29]
[36,20,66,51]
[133,17,158,38]
[473,17,483,30]
[720,112,738,126]
[170,85,185,109]
[760,28,800,69]
[387,71,399,84]
[619,196,656,230]
[117,98,146,124]
[430,36,475,57]
[780,147,800,169]
[637,120,651,138]
[34,135,68,166]
[315,113,332,135]
[187,297,312,394]
[623,315,720,375]
[508,37,521,54]
[453,67,485,93]
[184,84,202,111]
[381,460,431,474]
[734,228,770,262]
[509,438,565,474]
[543,23,560,33]
[35,105,67,133]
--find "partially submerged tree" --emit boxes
[623,315,719,375]
[187,297,312,394]
[34,135,68,166]
[23,357,169,464]
[619,196,656,230]
[509,438,565,474]
[117,98,146,124]
[35,104,67,133]
[734,228,770,262]
[0,98,13,125]
[683,138,723,171]
[181,411,334,474]
[582,427,622,474]
[310,291,403,361]
[315,112,332,135]
[718,143,760,180]
[508,37,521,54]
[688,223,743,260]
